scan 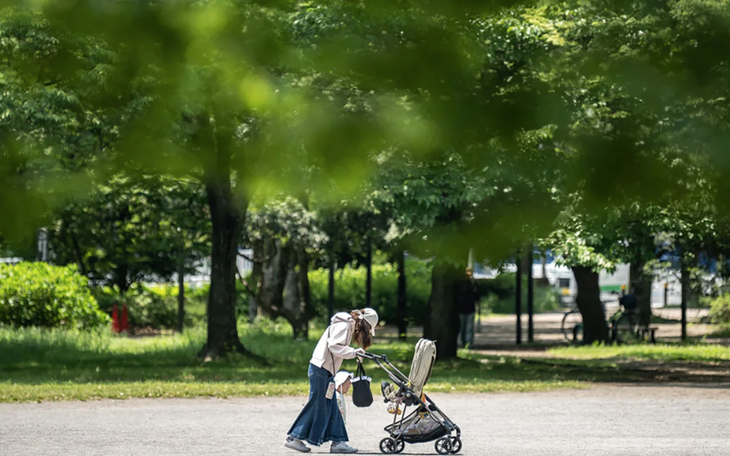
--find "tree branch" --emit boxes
[237,242,279,264]
[236,265,257,298]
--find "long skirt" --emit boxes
[287,363,348,446]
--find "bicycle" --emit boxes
[561,296,653,345]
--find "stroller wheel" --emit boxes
[379,437,396,454]
[450,437,462,454]
[435,437,453,455]
[394,440,405,454]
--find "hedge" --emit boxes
[0,262,109,329]
[477,273,562,314]
[309,260,432,325]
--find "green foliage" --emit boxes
[475,274,517,301]
[94,284,214,330]
[4,0,730,354]
[708,294,730,325]
[308,260,432,325]
[0,262,108,329]
[481,276,561,315]
[49,176,210,292]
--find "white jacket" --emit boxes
[310,312,357,374]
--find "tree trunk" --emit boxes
[680,255,690,341]
[527,246,534,343]
[297,249,311,340]
[248,240,264,323]
[365,241,372,308]
[177,260,185,334]
[256,240,308,338]
[260,238,288,317]
[69,233,87,277]
[199,182,251,360]
[396,250,407,340]
[196,112,259,362]
[515,254,522,345]
[630,261,652,327]
[283,248,308,339]
[115,263,129,295]
[424,261,461,359]
[328,251,336,318]
[571,266,608,343]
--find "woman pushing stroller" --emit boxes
[285,308,379,454]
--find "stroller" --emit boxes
[361,339,462,455]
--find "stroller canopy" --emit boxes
[408,338,436,398]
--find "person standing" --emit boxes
[458,268,479,348]
[284,308,378,454]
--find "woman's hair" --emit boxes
[350,309,372,350]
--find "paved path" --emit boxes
[473,307,713,346]
[2,385,729,456]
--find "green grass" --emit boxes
[706,324,730,339]
[548,344,730,363]
[0,323,586,402]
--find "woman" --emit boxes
[284,308,379,454]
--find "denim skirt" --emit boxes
[288,363,348,446]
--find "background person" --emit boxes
[458,268,479,348]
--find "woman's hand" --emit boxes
[354,348,366,362]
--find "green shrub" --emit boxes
[482,284,561,315]
[95,285,178,330]
[475,273,516,301]
[0,262,109,329]
[708,294,730,325]
[143,283,210,325]
[308,260,432,325]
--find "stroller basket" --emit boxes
[384,408,449,443]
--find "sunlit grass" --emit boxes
[0,379,583,403]
[706,324,730,339]
[548,344,730,363]
[6,323,700,402]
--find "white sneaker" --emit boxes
[330,441,358,453]
[285,437,311,453]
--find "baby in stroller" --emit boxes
[360,339,462,455]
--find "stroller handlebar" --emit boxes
[359,352,385,361]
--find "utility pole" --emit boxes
[516,252,522,345]
[177,259,185,333]
[680,260,689,341]
[328,251,336,319]
[527,246,534,343]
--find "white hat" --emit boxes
[335,371,352,388]
[359,308,379,335]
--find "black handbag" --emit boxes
[351,359,374,407]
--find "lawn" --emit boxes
[548,344,730,363]
[5,322,729,403]
[0,322,586,402]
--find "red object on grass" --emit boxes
[121,303,129,332]
[112,304,120,333]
